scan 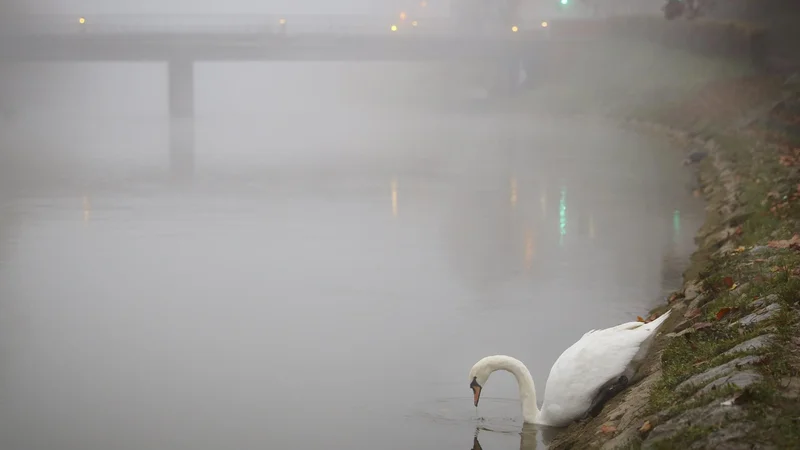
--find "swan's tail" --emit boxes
[644,309,671,332]
[630,309,672,366]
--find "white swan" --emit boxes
[468,310,671,427]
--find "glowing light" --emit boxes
[391,178,398,217]
[559,187,567,245]
[78,17,86,25]
[511,25,519,33]
[510,177,518,208]
[400,11,407,20]
[411,20,418,27]
[279,18,286,25]
[82,195,91,223]
[561,0,569,4]
[390,24,398,32]
[541,21,548,28]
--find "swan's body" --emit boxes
[468,310,671,427]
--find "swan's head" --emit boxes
[468,358,494,407]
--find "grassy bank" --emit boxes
[542,56,800,449]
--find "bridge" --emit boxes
[0,14,565,178]
[0,14,556,111]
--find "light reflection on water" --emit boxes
[0,65,704,450]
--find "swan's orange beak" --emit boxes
[470,377,482,406]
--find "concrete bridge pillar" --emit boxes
[167,59,195,180]
[168,58,194,119]
[169,120,195,181]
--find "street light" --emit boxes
[511,25,519,33]
[412,20,418,27]
[391,24,398,32]
[541,21,548,28]
[399,12,407,21]
[78,17,86,24]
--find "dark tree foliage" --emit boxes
[663,0,717,20]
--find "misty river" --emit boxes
[0,61,703,449]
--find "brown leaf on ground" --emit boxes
[693,322,713,331]
[599,424,617,434]
[637,316,645,323]
[716,307,733,320]
[768,234,800,249]
[723,276,735,288]
[639,421,652,433]
[684,308,702,319]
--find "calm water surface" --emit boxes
[0,64,703,450]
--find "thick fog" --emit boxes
[1,2,716,449]
[14,0,420,15]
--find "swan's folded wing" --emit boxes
[541,315,669,422]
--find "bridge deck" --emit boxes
[0,33,556,62]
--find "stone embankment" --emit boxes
[548,72,800,449]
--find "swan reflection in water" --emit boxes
[471,423,562,450]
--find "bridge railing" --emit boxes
[0,13,553,38]
[0,14,467,37]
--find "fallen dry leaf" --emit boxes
[723,276,735,288]
[716,307,733,320]
[693,322,713,331]
[600,424,617,434]
[637,316,645,323]
[639,421,652,433]
[684,308,702,319]
[729,282,739,291]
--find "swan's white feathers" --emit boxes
[538,310,671,427]
[468,311,671,427]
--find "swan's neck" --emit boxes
[488,356,540,423]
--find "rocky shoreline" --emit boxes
[547,73,800,449]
